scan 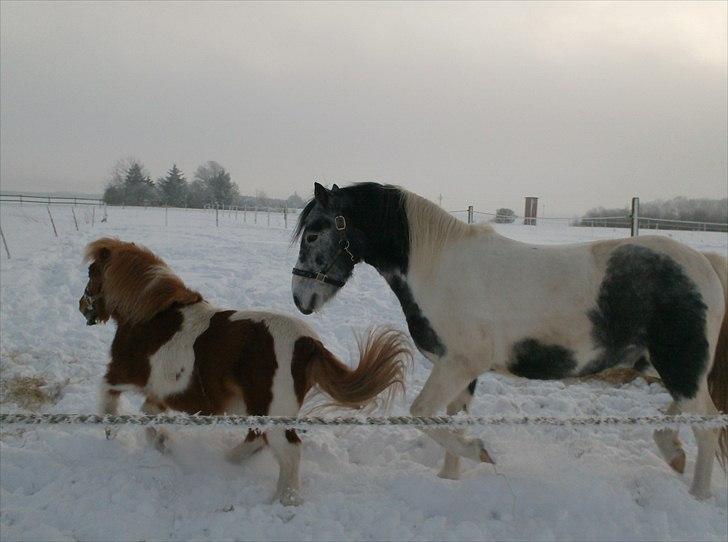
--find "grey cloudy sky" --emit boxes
[1,1,726,215]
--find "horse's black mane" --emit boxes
[293,182,410,274]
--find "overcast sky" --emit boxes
[1,1,726,215]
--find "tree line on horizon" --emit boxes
[581,196,727,225]
[102,158,306,210]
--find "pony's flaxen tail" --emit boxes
[307,328,411,412]
[704,251,728,471]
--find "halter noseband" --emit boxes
[292,215,357,289]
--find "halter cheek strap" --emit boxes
[292,215,357,289]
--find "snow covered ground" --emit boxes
[1,203,726,541]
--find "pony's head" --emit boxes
[80,238,201,325]
[291,183,365,314]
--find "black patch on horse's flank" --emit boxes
[389,274,445,358]
[588,244,708,399]
[508,339,578,379]
[468,379,477,395]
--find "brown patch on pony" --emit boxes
[246,429,263,442]
[291,327,410,411]
[105,307,184,387]
[84,238,202,325]
[163,311,278,415]
[703,252,728,471]
[285,429,301,444]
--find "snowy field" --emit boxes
[1,202,726,542]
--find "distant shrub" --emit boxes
[494,208,516,223]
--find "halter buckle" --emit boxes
[315,272,327,283]
[335,216,346,230]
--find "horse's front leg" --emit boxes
[439,379,477,480]
[410,360,494,468]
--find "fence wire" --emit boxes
[2,413,727,430]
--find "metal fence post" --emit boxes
[47,206,58,237]
[467,205,474,224]
[0,226,10,259]
[215,205,219,228]
[630,197,640,237]
[71,208,79,231]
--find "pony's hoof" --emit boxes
[669,450,686,474]
[277,488,303,506]
[479,447,495,464]
[146,427,171,455]
[104,426,118,440]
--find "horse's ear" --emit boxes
[332,183,340,192]
[314,182,330,208]
[97,247,111,262]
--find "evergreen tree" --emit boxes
[157,164,189,207]
[123,162,156,205]
[194,161,240,206]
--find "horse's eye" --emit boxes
[306,234,319,244]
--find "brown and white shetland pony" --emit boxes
[79,237,410,505]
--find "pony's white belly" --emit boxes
[146,304,215,398]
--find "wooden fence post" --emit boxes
[467,206,474,224]
[630,197,640,237]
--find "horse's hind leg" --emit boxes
[680,383,719,499]
[226,430,266,464]
[439,380,477,480]
[653,401,686,473]
[267,428,302,506]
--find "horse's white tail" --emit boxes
[704,252,728,471]
[307,327,411,411]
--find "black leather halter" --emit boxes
[292,215,357,288]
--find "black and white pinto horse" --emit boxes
[292,182,727,499]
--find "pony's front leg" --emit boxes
[410,361,493,466]
[99,382,121,439]
[439,380,477,480]
[141,398,171,454]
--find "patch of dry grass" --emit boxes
[0,375,61,410]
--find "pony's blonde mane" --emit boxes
[403,190,492,275]
[84,238,202,325]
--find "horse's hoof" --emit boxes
[479,447,495,464]
[669,450,686,474]
[437,468,460,480]
[104,427,117,440]
[689,486,712,500]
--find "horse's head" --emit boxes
[79,248,111,325]
[291,182,364,314]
